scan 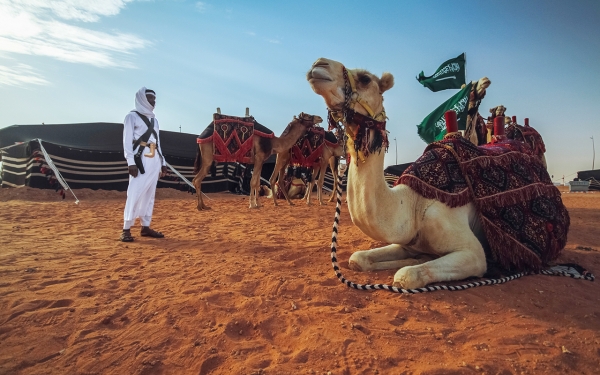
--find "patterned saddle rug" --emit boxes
[197,113,274,163]
[506,124,546,158]
[396,134,569,272]
[291,127,339,167]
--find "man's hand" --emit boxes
[128,165,139,177]
[160,166,168,178]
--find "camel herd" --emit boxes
[191,57,565,290]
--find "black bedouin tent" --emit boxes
[0,123,343,195]
[0,123,279,194]
[383,162,412,187]
[577,169,600,191]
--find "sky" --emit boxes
[1,0,599,182]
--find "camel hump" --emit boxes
[252,120,274,138]
[197,121,214,142]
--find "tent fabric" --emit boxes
[577,169,600,191]
[0,123,345,194]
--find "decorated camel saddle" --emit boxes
[196,113,274,163]
[506,121,546,160]
[396,132,568,272]
[290,127,339,168]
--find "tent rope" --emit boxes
[328,165,594,294]
[36,139,79,204]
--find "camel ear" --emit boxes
[379,72,394,93]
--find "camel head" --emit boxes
[280,112,323,139]
[295,112,323,128]
[306,58,394,162]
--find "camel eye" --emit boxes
[358,75,371,84]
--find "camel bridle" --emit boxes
[326,66,389,163]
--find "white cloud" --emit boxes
[0,0,150,73]
[195,2,208,13]
[0,63,49,86]
[245,31,256,37]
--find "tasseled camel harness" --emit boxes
[325,66,594,294]
[327,66,389,163]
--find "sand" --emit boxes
[0,186,598,375]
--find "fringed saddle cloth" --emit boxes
[291,127,338,167]
[197,113,274,163]
[506,124,546,158]
[396,134,569,272]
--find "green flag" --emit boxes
[417,82,472,144]
[417,53,466,92]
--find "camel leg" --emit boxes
[269,153,292,206]
[348,244,434,272]
[315,158,329,206]
[393,212,487,289]
[249,156,265,209]
[305,166,319,205]
[328,157,338,203]
[192,144,214,211]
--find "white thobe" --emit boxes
[122,112,166,229]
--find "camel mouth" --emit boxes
[307,66,333,82]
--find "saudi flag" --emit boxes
[417,82,472,144]
[417,53,466,92]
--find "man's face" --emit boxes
[146,94,156,107]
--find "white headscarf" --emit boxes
[133,86,155,118]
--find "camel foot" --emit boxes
[348,260,363,272]
[196,204,211,211]
[319,201,327,206]
[393,266,428,290]
[287,201,295,206]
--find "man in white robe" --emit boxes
[120,87,168,242]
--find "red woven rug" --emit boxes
[291,127,338,167]
[396,134,569,272]
[196,114,274,163]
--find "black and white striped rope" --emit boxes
[37,139,80,204]
[329,167,594,294]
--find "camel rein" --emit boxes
[328,156,595,294]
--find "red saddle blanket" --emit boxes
[396,134,569,272]
[197,114,274,163]
[291,127,338,167]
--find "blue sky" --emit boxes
[1,0,599,181]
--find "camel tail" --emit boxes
[193,146,202,174]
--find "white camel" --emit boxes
[307,58,489,289]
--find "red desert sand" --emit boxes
[0,186,598,375]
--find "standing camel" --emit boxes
[303,141,345,205]
[193,113,322,210]
[271,131,345,206]
[306,57,567,289]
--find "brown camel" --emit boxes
[193,113,322,210]
[303,141,345,205]
[269,126,346,206]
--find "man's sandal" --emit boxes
[120,231,134,242]
[140,228,164,238]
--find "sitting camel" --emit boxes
[307,57,567,289]
[193,112,322,210]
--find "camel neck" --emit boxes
[346,146,417,243]
[275,121,307,152]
